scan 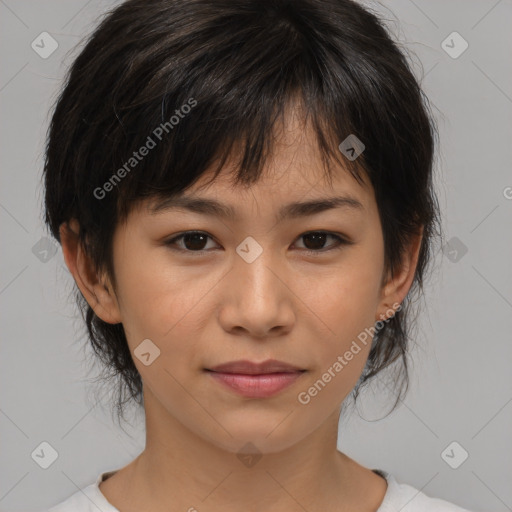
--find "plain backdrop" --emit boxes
[1,1,511,511]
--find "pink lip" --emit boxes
[208,359,303,375]
[205,359,306,398]
[207,371,303,398]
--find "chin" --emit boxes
[199,414,309,456]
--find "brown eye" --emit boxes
[302,232,328,250]
[294,231,350,253]
[181,232,209,250]
[165,231,218,252]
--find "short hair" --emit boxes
[42,0,441,423]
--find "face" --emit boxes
[66,110,418,455]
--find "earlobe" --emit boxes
[59,220,122,325]
[376,227,423,321]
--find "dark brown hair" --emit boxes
[42,0,441,423]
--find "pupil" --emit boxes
[184,233,207,250]
[304,233,326,250]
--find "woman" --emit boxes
[43,0,472,510]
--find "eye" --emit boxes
[293,231,351,254]
[165,230,351,255]
[165,231,219,253]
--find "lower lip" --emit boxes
[207,371,304,398]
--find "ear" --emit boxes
[59,219,122,324]
[376,226,424,322]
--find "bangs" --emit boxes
[102,37,371,224]
[47,0,430,253]
[115,95,366,221]
[43,0,440,419]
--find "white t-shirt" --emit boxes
[46,468,473,512]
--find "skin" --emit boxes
[60,107,422,512]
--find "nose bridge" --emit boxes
[221,235,293,337]
[235,236,281,303]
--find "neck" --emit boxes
[102,388,386,512]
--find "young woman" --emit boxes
[42,0,473,510]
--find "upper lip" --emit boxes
[207,359,305,374]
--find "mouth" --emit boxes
[206,359,306,375]
[204,359,306,398]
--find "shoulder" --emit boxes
[45,471,119,512]
[376,470,474,512]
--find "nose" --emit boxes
[217,247,295,339]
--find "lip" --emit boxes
[207,359,304,375]
[205,359,305,398]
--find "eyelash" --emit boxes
[164,230,352,256]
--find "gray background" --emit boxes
[1,1,511,511]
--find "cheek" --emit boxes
[303,247,384,389]
[113,248,227,358]
[314,252,383,336]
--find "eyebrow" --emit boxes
[148,194,364,222]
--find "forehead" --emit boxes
[131,104,376,226]
[165,164,366,217]
[147,108,372,214]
